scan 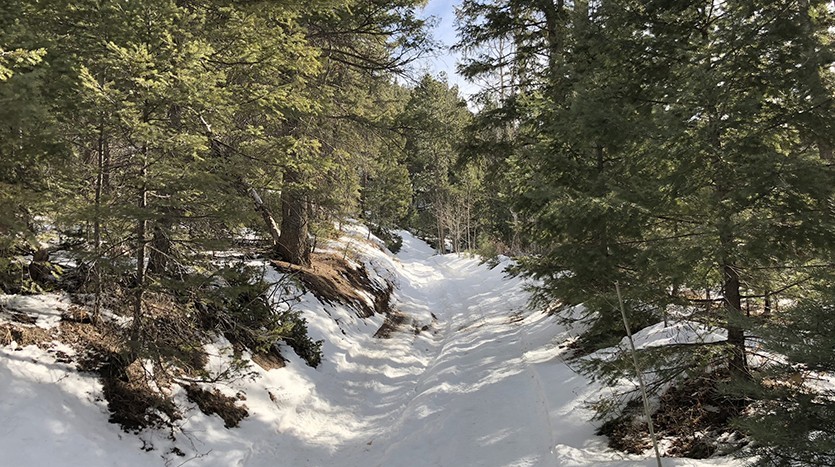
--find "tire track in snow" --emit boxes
[378,250,563,467]
[375,255,467,465]
[519,325,561,466]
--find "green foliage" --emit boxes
[459,0,835,452]
[399,74,476,250]
[0,47,44,81]
[0,0,432,381]
[371,226,404,254]
[363,157,413,231]
[281,310,324,368]
[731,282,835,466]
[201,265,323,368]
[474,234,502,267]
[460,0,835,359]
[0,258,35,294]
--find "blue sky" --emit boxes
[415,0,480,100]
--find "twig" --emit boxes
[616,282,663,467]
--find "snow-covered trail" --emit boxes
[0,230,741,466]
[375,234,566,467]
[260,231,737,467]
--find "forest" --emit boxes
[1,0,834,466]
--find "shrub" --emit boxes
[199,264,323,368]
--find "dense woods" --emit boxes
[2,0,835,464]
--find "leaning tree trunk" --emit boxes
[246,186,282,247]
[276,168,310,267]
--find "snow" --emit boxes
[0,344,157,466]
[0,227,744,466]
[1,293,72,329]
[627,321,726,351]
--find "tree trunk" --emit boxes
[147,223,174,276]
[276,168,310,266]
[715,209,749,379]
[93,119,106,321]
[716,173,750,379]
[130,144,148,357]
[722,259,749,378]
[247,186,282,246]
[466,197,471,251]
[436,209,445,254]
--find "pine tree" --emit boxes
[458,0,835,424]
[458,0,662,346]
[0,0,64,293]
[399,74,472,251]
[266,0,430,266]
[733,279,835,466]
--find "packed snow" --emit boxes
[0,227,743,466]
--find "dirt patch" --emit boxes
[251,348,285,370]
[59,320,122,365]
[272,253,393,319]
[10,312,38,325]
[57,315,182,432]
[374,312,408,338]
[142,300,208,377]
[61,306,93,324]
[598,373,747,458]
[0,322,54,348]
[100,358,181,432]
[185,384,248,428]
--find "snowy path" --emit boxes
[248,232,737,467]
[0,230,740,466]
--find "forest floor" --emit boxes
[0,226,745,466]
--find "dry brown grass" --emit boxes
[0,322,53,348]
[185,384,248,428]
[598,373,746,458]
[272,253,393,319]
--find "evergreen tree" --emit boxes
[458,0,835,420]
[400,74,472,251]
[267,0,431,266]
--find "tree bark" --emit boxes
[722,258,749,378]
[247,186,282,247]
[715,190,750,379]
[93,119,106,321]
[147,223,174,276]
[130,144,148,357]
[276,168,311,266]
